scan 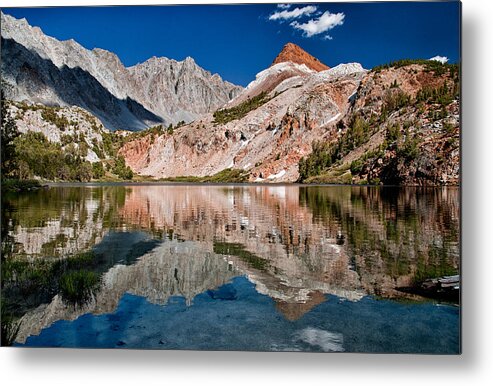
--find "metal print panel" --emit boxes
[0,2,461,353]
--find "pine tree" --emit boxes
[1,92,19,178]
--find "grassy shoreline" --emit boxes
[1,179,45,193]
[2,175,459,189]
[41,180,459,188]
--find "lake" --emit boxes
[1,184,460,353]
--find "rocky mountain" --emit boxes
[0,12,242,131]
[120,60,365,181]
[272,42,329,72]
[128,56,241,125]
[120,47,459,185]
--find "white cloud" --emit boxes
[269,5,317,21]
[323,35,333,41]
[277,4,291,9]
[291,11,345,37]
[429,55,449,64]
[294,328,345,352]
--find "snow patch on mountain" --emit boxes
[246,62,314,91]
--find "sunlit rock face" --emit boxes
[271,42,330,72]
[119,45,459,185]
[0,12,242,130]
[127,56,242,125]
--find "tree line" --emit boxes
[1,97,133,183]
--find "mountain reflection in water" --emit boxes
[2,185,460,352]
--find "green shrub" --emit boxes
[92,162,104,179]
[350,159,364,174]
[75,162,93,182]
[369,177,381,185]
[61,134,74,146]
[13,131,96,181]
[213,92,270,124]
[2,250,104,318]
[298,141,335,182]
[446,137,458,148]
[205,168,249,183]
[112,155,133,180]
[78,141,89,157]
[372,59,459,77]
[416,81,456,106]
[381,90,411,117]
[163,168,249,183]
[386,123,402,142]
[14,132,64,180]
[41,107,69,130]
[298,114,375,182]
[101,132,116,157]
[1,98,20,178]
[397,131,420,160]
[91,138,105,159]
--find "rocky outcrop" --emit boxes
[272,42,329,72]
[328,63,460,185]
[7,101,109,163]
[0,12,242,130]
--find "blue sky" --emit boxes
[2,2,460,86]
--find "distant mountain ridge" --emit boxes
[0,12,242,131]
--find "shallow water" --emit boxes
[1,184,460,352]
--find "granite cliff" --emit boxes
[0,12,242,131]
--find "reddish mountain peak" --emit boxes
[271,42,329,72]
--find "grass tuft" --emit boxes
[59,270,100,306]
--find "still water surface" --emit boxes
[1,184,460,352]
